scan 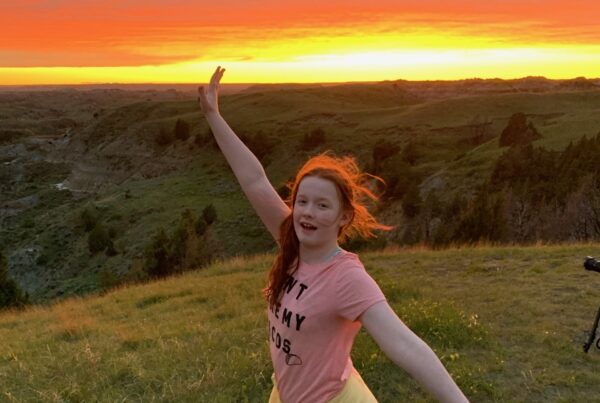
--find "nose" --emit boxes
[300,203,314,218]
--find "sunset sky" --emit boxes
[2,0,600,85]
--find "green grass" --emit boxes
[1,244,599,402]
[5,85,600,303]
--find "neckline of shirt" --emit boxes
[300,247,347,267]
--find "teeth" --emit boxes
[301,223,316,230]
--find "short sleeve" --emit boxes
[335,264,386,321]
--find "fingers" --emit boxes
[210,66,225,88]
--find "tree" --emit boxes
[155,127,174,146]
[80,204,99,231]
[0,252,28,309]
[372,139,400,172]
[202,204,218,225]
[301,127,326,151]
[142,207,218,279]
[238,130,276,162]
[379,155,415,200]
[88,223,112,254]
[454,188,507,244]
[401,140,420,165]
[468,114,492,145]
[143,228,173,278]
[499,113,541,147]
[174,119,190,141]
[402,184,422,218]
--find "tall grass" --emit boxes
[1,244,599,401]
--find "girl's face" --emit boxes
[293,176,350,249]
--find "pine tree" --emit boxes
[0,251,28,309]
[174,119,190,141]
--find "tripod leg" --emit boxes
[584,306,600,353]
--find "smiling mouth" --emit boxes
[300,222,317,231]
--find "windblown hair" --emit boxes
[264,153,391,308]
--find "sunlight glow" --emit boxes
[4,45,600,85]
[3,2,600,84]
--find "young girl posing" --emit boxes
[198,67,468,403]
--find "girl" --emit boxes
[198,67,468,403]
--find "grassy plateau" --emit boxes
[1,243,599,402]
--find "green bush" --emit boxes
[80,205,99,232]
[143,228,174,278]
[195,218,207,236]
[155,127,174,146]
[499,112,541,147]
[239,131,277,162]
[142,208,217,279]
[202,204,217,225]
[0,252,28,309]
[402,184,422,218]
[174,119,190,141]
[301,127,326,150]
[372,139,400,169]
[99,267,121,291]
[88,223,111,254]
[378,155,416,200]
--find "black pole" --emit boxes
[584,305,600,353]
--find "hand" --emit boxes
[198,66,225,115]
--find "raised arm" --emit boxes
[198,67,290,241]
[360,301,469,403]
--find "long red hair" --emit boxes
[264,153,391,308]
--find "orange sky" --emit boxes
[2,0,600,84]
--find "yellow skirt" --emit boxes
[268,368,378,403]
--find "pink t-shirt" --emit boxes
[267,250,386,403]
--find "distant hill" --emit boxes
[2,77,600,302]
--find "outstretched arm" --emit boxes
[360,301,469,403]
[198,67,290,241]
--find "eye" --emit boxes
[318,203,328,208]
[296,199,306,205]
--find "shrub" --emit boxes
[0,252,28,309]
[194,127,217,148]
[80,205,99,231]
[88,223,111,254]
[248,131,277,162]
[155,127,174,146]
[99,267,121,291]
[401,140,420,166]
[301,128,326,150]
[174,119,191,141]
[499,113,541,147]
[143,228,173,278]
[378,155,415,200]
[195,218,207,236]
[105,239,118,256]
[372,139,400,166]
[202,204,217,225]
[402,184,422,218]
[142,208,217,279]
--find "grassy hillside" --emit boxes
[1,244,599,402]
[3,83,600,303]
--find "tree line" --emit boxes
[396,118,600,246]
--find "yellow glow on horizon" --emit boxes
[3,45,600,85]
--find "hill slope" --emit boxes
[1,244,599,402]
[3,79,600,302]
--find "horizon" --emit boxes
[3,1,600,85]
[1,75,599,91]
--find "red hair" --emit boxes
[264,153,391,308]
